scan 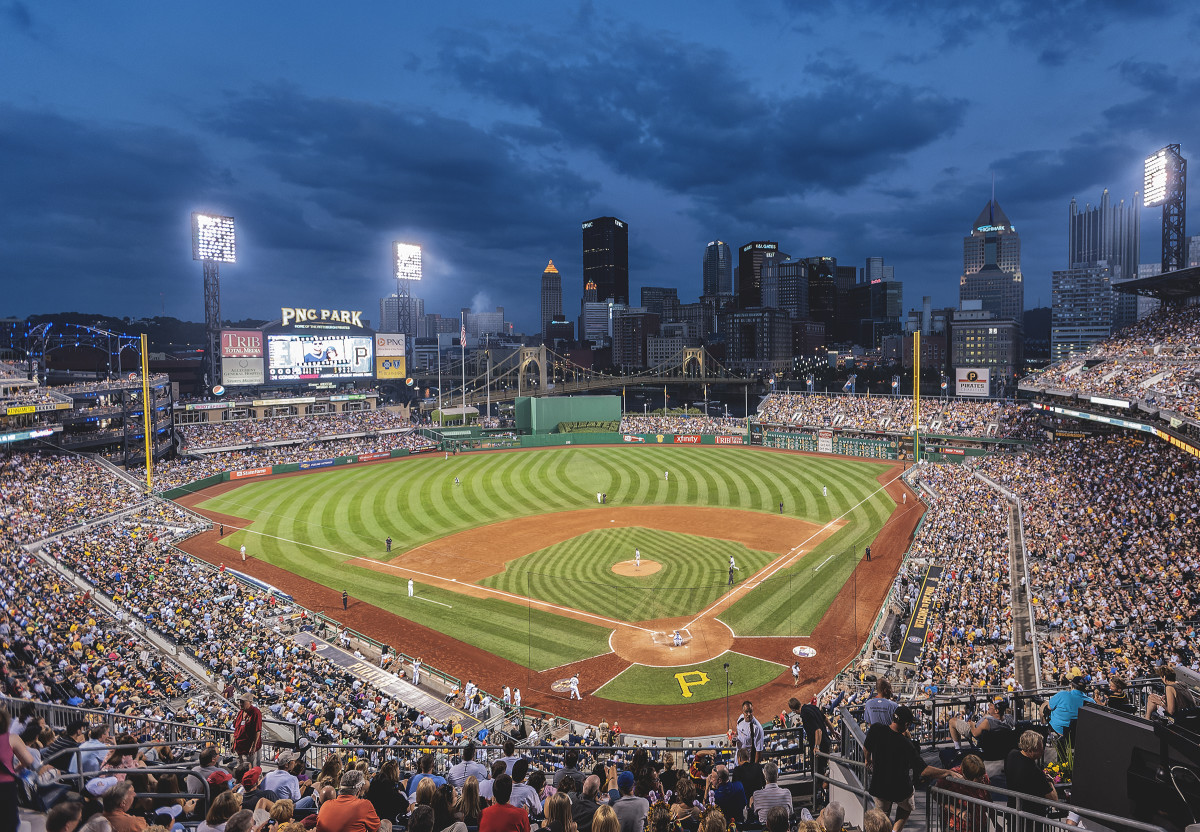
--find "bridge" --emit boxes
[407,345,758,409]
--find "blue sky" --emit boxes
[2,1,1197,333]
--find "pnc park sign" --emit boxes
[281,307,365,327]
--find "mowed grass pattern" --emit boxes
[594,651,786,705]
[197,446,894,669]
[481,527,776,622]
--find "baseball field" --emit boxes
[179,444,918,733]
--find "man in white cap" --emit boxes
[233,691,263,765]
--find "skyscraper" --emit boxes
[540,260,562,338]
[702,241,732,300]
[960,200,1023,323]
[1068,189,1141,331]
[1051,264,1114,361]
[736,241,785,308]
[582,217,629,305]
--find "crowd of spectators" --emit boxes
[151,430,438,490]
[0,385,70,406]
[618,414,746,435]
[977,436,1200,681]
[755,394,1027,438]
[1,453,145,540]
[903,464,1018,691]
[1021,306,1200,420]
[180,410,417,450]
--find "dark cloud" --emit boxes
[1102,68,1200,141]
[783,0,1173,63]
[438,30,966,214]
[3,1,32,33]
[0,105,229,314]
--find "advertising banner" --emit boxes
[673,434,701,444]
[817,429,834,454]
[221,330,263,358]
[231,466,271,480]
[356,451,391,462]
[376,356,407,379]
[714,435,745,445]
[184,402,229,411]
[2,401,72,416]
[955,367,990,397]
[0,426,59,444]
[622,435,646,443]
[898,566,943,665]
[221,355,264,387]
[298,458,335,470]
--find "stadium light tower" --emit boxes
[393,242,422,338]
[1144,145,1187,272]
[191,212,236,389]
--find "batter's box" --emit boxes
[651,628,693,648]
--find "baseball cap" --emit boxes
[617,770,635,791]
[86,775,120,796]
[207,770,233,786]
[893,705,916,726]
[243,766,263,788]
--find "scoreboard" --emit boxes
[266,334,374,382]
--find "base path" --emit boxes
[176,453,923,735]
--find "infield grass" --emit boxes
[481,527,776,621]
[196,446,894,670]
[593,651,786,706]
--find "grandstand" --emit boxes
[5,310,1200,831]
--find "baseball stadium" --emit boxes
[5,265,1200,830]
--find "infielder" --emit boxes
[408,579,414,597]
[240,545,246,562]
[728,555,741,586]
[569,674,582,700]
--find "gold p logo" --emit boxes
[674,670,710,698]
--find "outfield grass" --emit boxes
[197,446,893,671]
[593,651,785,705]
[481,527,776,622]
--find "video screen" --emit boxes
[267,334,374,382]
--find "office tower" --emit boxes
[721,308,793,372]
[736,241,786,308]
[860,257,895,283]
[1050,264,1114,361]
[760,258,809,319]
[848,276,903,348]
[703,240,733,300]
[1068,189,1141,331]
[960,200,1023,323]
[380,294,423,335]
[463,306,505,337]
[640,286,679,322]
[540,260,562,338]
[582,217,629,305]
[612,310,661,369]
[804,256,838,335]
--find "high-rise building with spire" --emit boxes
[960,199,1023,323]
[539,260,562,338]
[702,240,732,301]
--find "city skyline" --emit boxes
[1,2,1197,333]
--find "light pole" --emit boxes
[724,662,731,735]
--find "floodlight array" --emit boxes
[1143,147,1174,208]
[192,213,237,262]
[394,242,422,281]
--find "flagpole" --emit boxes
[460,313,467,413]
[437,341,443,411]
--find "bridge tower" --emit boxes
[682,347,706,378]
[518,345,548,394]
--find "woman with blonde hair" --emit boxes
[414,776,437,807]
[592,804,620,832]
[544,792,577,832]
[454,775,486,827]
[270,799,296,824]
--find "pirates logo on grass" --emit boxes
[551,679,574,693]
[674,670,710,698]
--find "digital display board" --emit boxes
[267,334,374,382]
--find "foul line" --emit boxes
[414,596,452,608]
[684,468,908,632]
[212,524,653,635]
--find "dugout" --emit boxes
[514,395,621,435]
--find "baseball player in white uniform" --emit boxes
[672,631,683,647]
[513,688,521,708]
[569,674,582,700]
[635,548,641,568]
[412,657,422,686]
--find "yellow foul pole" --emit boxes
[913,331,920,464]
[141,334,153,493]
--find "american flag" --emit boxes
[460,320,467,345]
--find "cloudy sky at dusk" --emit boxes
[2,1,1197,333]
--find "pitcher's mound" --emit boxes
[612,560,662,576]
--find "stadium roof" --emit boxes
[1114,265,1200,302]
